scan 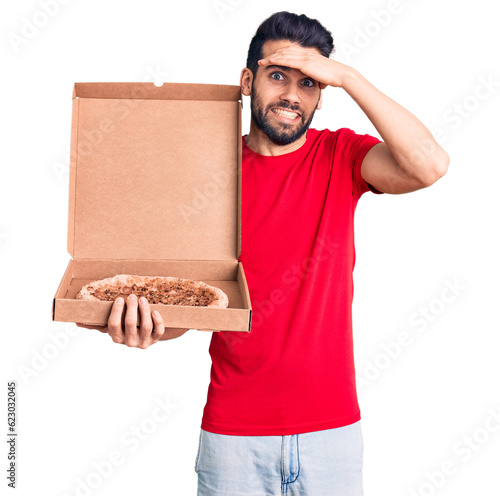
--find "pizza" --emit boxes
[76,274,229,308]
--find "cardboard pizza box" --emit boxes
[52,82,252,332]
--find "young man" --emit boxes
[79,11,449,496]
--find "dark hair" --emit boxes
[246,11,334,77]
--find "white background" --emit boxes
[2,1,499,495]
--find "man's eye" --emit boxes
[271,72,284,81]
[303,79,315,87]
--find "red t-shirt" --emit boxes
[200,128,383,436]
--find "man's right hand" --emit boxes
[76,295,190,348]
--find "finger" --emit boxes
[258,56,303,72]
[107,297,126,344]
[258,49,302,64]
[138,297,153,341]
[124,294,139,346]
[261,47,304,59]
[258,57,276,66]
[150,310,165,341]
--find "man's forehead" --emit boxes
[261,39,322,58]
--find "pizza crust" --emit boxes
[76,274,229,308]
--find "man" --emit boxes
[78,11,449,495]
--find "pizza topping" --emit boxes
[76,274,228,308]
[90,285,211,306]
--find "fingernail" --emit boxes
[129,294,136,300]
[116,298,124,305]
[140,297,148,305]
[153,311,159,318]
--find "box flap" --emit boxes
[72,82,242,102]
[68,82,242,261]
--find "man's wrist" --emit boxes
[339,65,362,91]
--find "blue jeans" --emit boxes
[194,420,364,495]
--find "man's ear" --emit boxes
[240,68,253,96]
[316,90,323,110]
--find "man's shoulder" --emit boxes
[307,127,353,147]
[310,127,377,148]
[310,127,356,138]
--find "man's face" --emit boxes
[250,40,322,146]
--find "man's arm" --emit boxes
[258,47,450,194]
[342,69,449,194]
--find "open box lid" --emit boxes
[68,82,242,261]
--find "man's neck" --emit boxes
[244,121,308,156]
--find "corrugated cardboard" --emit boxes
[52,82,252,332]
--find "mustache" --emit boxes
[267,102,302,113]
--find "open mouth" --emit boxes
[270,107,301,122]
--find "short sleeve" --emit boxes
[339,128,384,201]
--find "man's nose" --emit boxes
[279,84,301,106]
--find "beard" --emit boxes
[250,83,318,146]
